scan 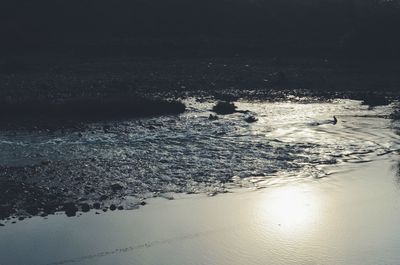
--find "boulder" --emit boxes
[62,202,78,217]
[212,101,237,115]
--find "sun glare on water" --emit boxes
[256,186,320,237]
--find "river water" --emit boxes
[0,98,400,214]
[2,98,400,265]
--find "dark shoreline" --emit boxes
[1,55,399,121]
[0,97,185,130]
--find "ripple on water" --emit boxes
[0,99,399,200]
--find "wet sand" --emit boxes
[1,157,400,265]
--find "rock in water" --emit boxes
[62,202,78,217]
[212,101,237,115]
[111,182,125,192]
[245,116,258,123]
[80,203,90,212]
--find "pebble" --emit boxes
[81,203,90,212]
[111,183,125,192]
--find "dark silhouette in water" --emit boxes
[309,116,338,126]
[333,116,338,125]
[245,115,258,123]
[212,101,237,115]
[209,114,218,120]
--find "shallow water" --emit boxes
[1,99,399,197]
[2,159,400,265]
[2,98,400,264]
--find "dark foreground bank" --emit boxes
[0,97,185,129]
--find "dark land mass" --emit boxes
[1,0,400,59]
[1,0,400,112]
[0,96,185,130]
[2,56,400,101]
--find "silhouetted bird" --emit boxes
[209,114,219,120]
[333,116,337,125]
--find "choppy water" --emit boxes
[1,99,400,198]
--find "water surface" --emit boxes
[0,99,399,217]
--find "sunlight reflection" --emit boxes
[256,186,320,237]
